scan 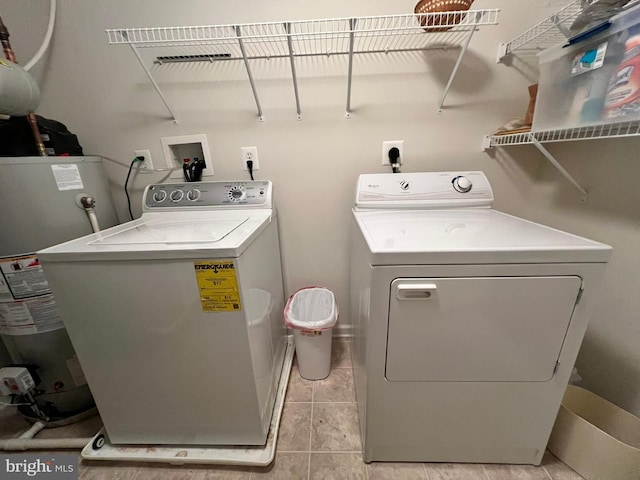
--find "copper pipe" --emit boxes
[0,16,17,62]
[0,16,47,156]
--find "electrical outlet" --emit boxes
[241,146,260,170]
[381,140,404,165]
[134,149,154,170]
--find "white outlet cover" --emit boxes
[134,149,153,170]
[382,140,404,165]
[241,146,260,170]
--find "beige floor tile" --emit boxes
[424,463,489,479]
[277,402,311,452]
[367,461,427,479]
[311,403,360,452]
[331,341,351,369]
[0,407,32,439]
[251,452,308,479]
[190,464,252,479]
[80,461,140,480]
[541,451,584,480]
[483,463,550,480]
[309,452,366,480]
[313,368,355,403]
[64,414,104,438]
[132,464,195,479]
[35,424,75,439]
[285,364,313,403]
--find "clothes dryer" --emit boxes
[350,172,611,464]
[38,181,286,446]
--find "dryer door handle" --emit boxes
[396,284,438,300]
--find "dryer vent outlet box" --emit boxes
[161,134,213,179]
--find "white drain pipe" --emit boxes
[0,421,92,451]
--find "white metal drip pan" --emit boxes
[81,338,294,466]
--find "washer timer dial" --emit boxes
[452,176,473,193]
[228,186,246,202]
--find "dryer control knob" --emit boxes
[186,189,201,201]
[452,176,472,193]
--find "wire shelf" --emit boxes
[487,121,640,147]
[499,0,581,58]
[107,10,499,59]
[105,10,499,122]
[498,0,640,60]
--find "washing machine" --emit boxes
[37,180,287,446]
[349,171,612,465]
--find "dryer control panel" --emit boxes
[355,171,494,210]
[143,181,272,211]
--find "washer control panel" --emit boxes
[143,181,271,210]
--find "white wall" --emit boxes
[2,0,638,416]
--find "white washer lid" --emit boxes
[89,217,248,245]
[354,208,612,265]
[38,210,273,262]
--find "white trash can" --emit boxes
[285,287,338,380]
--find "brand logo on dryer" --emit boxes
[399,181,410,191]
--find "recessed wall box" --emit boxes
[161,134,213,179]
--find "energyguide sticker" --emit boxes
[194,260,242,312]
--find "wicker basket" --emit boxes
[414,0,474,32]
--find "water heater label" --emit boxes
[0,295,64,336]
[0,302,36,335]
[0,254,51,300]
[0,277,11,302]
[51,163,84,191]
[194,260,242,312]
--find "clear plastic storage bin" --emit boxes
[533,4,640,131]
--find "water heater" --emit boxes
[0,155,118,420]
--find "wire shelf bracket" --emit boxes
[483,130,588,202]
[106,9,499,122]
[236,26,264,122]
[438,12,480,112]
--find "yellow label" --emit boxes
[194,260,242,312]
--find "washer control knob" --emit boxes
[452,176,472,193]
[152,191,167,203]
[170,190,184,202]
[186,189,201,201]
[228,186,245,202]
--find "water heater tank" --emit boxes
[0,156,118,420]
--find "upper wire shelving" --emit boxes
[497,0,640,62]
[106,9,499,122]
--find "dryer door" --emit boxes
[385,276,582,382]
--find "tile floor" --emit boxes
[0,340,584,479]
